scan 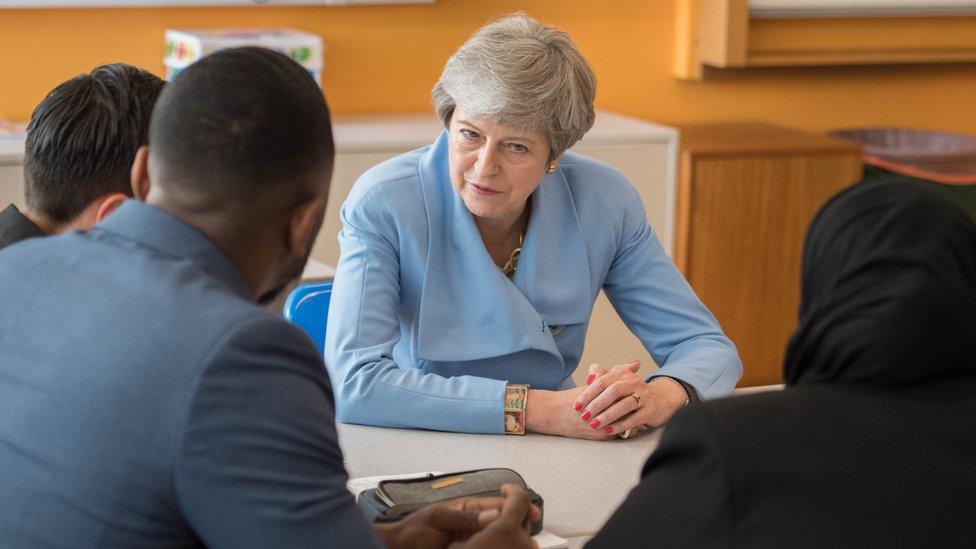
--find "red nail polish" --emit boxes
[586,374,595,384]
[604,427,614,435]
[580,410,591,421]
[590,419,601,429]
[573,402,582,411]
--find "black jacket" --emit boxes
[0,204,45,251]
[589,380,976,548]
[590,182,976,548]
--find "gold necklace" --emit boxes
[501,226,526,278]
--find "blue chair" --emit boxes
[283,279,333,355]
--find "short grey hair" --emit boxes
[431,13,596,160]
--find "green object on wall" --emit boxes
[290,47,312,63]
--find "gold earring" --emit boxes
[546,163,556,174]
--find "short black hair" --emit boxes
[149,47,333,214]
[24,63,165,223]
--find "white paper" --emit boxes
[533,530,569,549]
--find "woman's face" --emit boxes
[447,107,554,225]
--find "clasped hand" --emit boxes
[525,360,688,440]
[573,360,688,438]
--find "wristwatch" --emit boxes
[504,384,529,435]
[650,375,695,406]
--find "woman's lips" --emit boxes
[469,182,501,196]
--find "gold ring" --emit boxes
[632,393,642,410]
[619,428,633,439]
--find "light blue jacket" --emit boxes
[326,132,742,434]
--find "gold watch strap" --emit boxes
[504,384,529,435]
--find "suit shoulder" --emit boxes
[343,147,427,215]
[340,148,430,242]
[210,306,318,358]
[0,229,84,263]
[700,390,798,418]
[558,152,639,207]
[0,232,89,300]
[689,390,819,458]
[196,306,327,391]
[560,152,632,189]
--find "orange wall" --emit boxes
[2,0,975,135]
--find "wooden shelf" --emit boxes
[675,0,976,80]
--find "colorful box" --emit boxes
[164,28,324,86]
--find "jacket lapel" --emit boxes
[415,132,592,364]
[515,162,594,326]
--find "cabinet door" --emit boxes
[683,153,861,386]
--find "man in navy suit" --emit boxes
[0,47,536,549]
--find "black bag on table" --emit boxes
[356,468,544,535]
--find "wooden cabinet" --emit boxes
[675,122,862,386]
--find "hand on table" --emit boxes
[525,386,616,440]
[573,360,689,437]
[376,485,539,548]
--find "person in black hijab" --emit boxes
[587,181,976,548]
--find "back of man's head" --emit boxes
[24,63,164,225]
[148,47,334,220]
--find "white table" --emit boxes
[336,423,662,539]
[335,386,783,542]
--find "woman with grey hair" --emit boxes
[326,14,742,439]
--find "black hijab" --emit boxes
[784,181,976,387]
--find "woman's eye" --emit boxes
[508,143,528,154]
[459,128,480,140]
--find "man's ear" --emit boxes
[288,197,327,257]
[130,146,151,201]
[94,193,128,223]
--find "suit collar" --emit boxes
[95,200,251,299]
[415,132,591,364]
[0,204,46,250]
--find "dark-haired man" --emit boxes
[0,63,164,250]
[0,48,536,548]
